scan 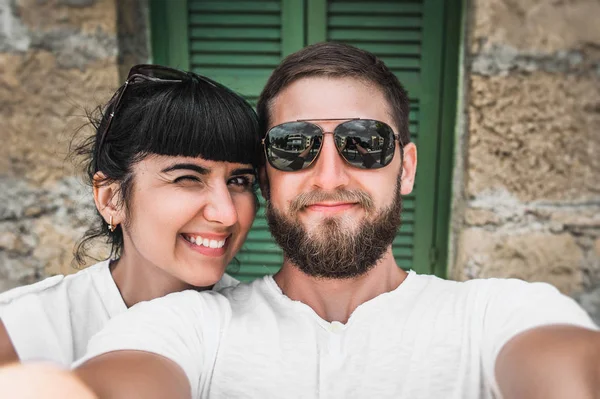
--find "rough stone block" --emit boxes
[16,0,116,35]
[471,0,600,53]
[1,52,117,185]
[464,208,502,226]
[467,73,600,201]
[454,229,584,295]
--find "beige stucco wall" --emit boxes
[452,0,600,320]
[0,0,147,292]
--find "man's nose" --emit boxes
[309,133,350,191]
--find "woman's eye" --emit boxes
[173,175,201,184]
[228,176,254,189]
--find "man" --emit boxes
[5,42,599,399]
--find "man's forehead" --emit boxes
[269,76,393,127]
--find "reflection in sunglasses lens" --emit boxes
[265,119,397,171]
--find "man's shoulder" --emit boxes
[403,272,571,313]
[411,272,560,296]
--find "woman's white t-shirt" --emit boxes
[0,260,238,366]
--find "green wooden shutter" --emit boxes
[150,0,459,280]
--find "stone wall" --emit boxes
[0,0,148,292]
[453,0,600,322]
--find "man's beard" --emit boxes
[266,177,403,279]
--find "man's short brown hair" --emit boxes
[257,42,411,145]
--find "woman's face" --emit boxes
[118,155,257,288]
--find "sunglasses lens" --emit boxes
[334,119,396,169]
[265,122,323,171]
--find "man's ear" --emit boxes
[400,142,417,195]
[258,166,270,201]
[92,172,124,226]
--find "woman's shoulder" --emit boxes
[0,260,111,307]
[212,273,240,291]
[0,275,65,307]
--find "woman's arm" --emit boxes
[0,351,189,399]
[0,321,18,366]
[0,362,96,399]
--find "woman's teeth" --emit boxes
[184,235,226,248]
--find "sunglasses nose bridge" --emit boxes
[308,132,351,188]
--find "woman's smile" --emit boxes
[180,233,231,257]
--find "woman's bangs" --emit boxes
[134,80,263,168]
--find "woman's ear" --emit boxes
[258,166,270,201]
[400,142,417,195]
[92,172,124,227]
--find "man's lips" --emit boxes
[305,202,357,213]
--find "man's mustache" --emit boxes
[289,189,375,215]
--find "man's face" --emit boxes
[264,77,416,278]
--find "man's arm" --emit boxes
[496,325,600,399]
[76,351,191,399]
[0,320,18,366]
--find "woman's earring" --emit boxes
[108,216,116,232]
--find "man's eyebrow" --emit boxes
[231,168,256,176]
[161,163,210,174]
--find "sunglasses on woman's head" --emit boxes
[97,64,217,157]
[262,118,403,172]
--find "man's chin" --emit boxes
[304,217,360,239]
[303,212,364,230]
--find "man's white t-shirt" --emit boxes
[79,271,598,399]
[0,260,239,366]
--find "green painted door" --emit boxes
[149,0,460,280]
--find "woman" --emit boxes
[0,65,262,366]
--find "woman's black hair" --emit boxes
[71,70,263,265]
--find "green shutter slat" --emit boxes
[392,247,413,258]
[192,69,272,78]
[250,218,270,229]
[246,230,276,241]
[190,54,281,67]
[241,243,283,251]
[409,107,419,121]
[402,212,415,223]
[342,42,421,56]
[391,235,413,246]
[378,57,420,70]
[329,2,423,14]
[409,124,418,136]
[328,29,421,42]
[398,223,414,234]
[190,27,281,40]
[189,1,281,13]
[328,15,422,28]
[237,252,283,264]
[194,75,270,97]
[190,41,281,53]
[190,14,281,26]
